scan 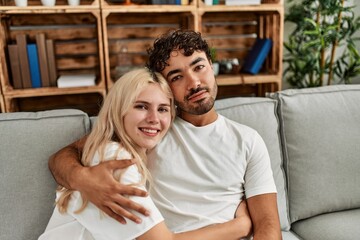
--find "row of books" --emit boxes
[7,33,57,89]
[151,0,189,4]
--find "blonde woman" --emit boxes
[39,68,251,240]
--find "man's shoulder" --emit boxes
[219,114,257,133]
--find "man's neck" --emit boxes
[178,108,218,127]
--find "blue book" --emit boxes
[27,44,42,88]
[242,38,272,75]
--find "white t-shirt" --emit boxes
[147,114,277,233]
[39,142,163,240]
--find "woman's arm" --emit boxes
[48,136,149,224]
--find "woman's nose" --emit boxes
[146,109,159,123]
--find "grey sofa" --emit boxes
[1,85,360,240]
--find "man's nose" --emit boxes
[186,73,201,90]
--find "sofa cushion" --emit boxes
[291,208,360,239]
[270,85,360,223]
[0,109,91,240]
[215,97,290,230]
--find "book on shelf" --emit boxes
[26,44,42,88]
[7,44,23,89]
[16,34,32,88]
[225,0,260,6]
[241,38,272,75]
[36,33,51,87]
[57,74,96,88]
[46,39,58,87]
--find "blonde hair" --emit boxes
[57,68,175,213]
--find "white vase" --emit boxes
[68,0,80,6]
[15,0,27,7]
[41,0,56,6]
[205,0,213,5]
[213,62,220,76]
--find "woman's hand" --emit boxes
[234,200,253,238]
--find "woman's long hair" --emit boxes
[57,68,175,213]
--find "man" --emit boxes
[49,29,281,239]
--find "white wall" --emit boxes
[282,0,360,89]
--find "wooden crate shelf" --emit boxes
[4,92,104,116]
[199,4,283,95]
[102,10,196,88]
[0,0,283,113]
[0,10,106,114]
[0,0,99,8]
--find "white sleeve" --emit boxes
[66,144,164,240]
[244,131,277,198]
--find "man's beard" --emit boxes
[175,84,218,115]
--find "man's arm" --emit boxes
[247,193,281,240]
[138,201,252,240]
[48,136,150,224]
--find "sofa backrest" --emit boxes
[215,97,290,231]
[270,85,360,224]
[0,110,91,240]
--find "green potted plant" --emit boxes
[283,0,360,88]
[210,47,220,76]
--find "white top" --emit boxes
[39,142,164,240]
[147,114,277,233]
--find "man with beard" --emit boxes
[49,29,281,239]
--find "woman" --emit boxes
[39,68,251,240]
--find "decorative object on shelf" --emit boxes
[57,74,96,88]
[205,0,213,5]
[225,0,260,6]
[14,0,28,7]
[68,0,80,6]
[284,0,360,88]
[114,44,135,80]
[41,0,56,6]
[219,58,240,74]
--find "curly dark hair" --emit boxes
[146,29,212,73]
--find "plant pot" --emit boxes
[41,0,56,6]
[68,0,80,6]
[15,0,27,7]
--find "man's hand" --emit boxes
[73,159,150,224]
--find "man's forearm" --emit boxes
[248,193,281,240]
[48,137,86,189]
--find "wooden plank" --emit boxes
[5,0,94,6]
[9,27,98,41]
[55,40,99,55]
[56,55,98,70]
[14,92,104,116]
[9,13,97,26]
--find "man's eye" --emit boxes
[194,65,205,71]
[170,75,181,82]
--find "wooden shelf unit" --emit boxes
[0,2,106,115]
[0,0,283,115]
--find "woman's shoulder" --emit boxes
[104,141,132,161]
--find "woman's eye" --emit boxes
[134,104,146,110]
[158,107,169,113]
